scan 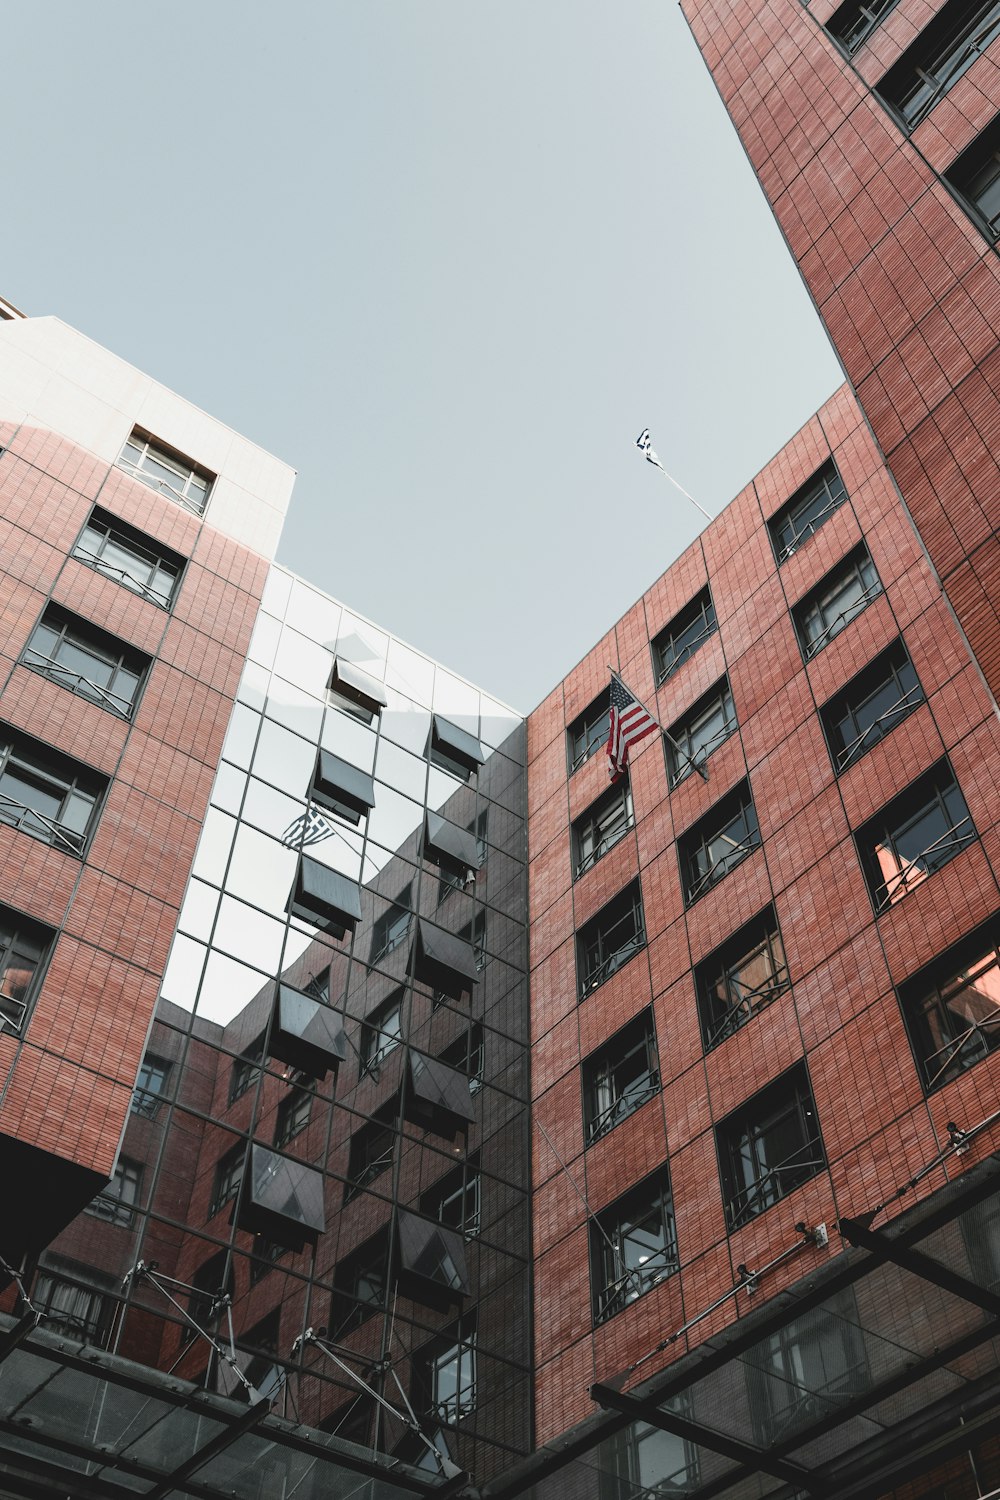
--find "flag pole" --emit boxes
[652,463,713,522]
[609,667,708,783]
[636,429,713,521]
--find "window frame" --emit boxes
[577,881,646,998]
[944,113,1000,239]
[590,1170,678,1324]
[678,780,761,906]
[131,1053,171,1118]
[767,461,849,564]
[696,908,791,1052]
[229,1033,266,1104]
[825,0,902,53]
[717,1065,825,1231]
[819,640,925,774]
[360,991,404,1075]
[583,1010,660,1146]
[344,1108,397,1202]
[0,727,107,858]
[854,759,976,914]
[439,1024,485,1095]
[331,1230,390,1336]
[273,1085,313,1148]
[22,606,151,720]
[792,546,882,661]
[369,887,413,965]
[875,0,1000,132]
[418,1322,477,1426]
[748,1292,869,1447]
[116,428,214,516]
[32,1267,114,1345]
[208,1143,246,1220]
[572,778,634,878]
[651,587,718,685]
[73,506,185,609]
[567,690,610,774]
[664,676,738,787]
[86,1157,143,1229]
[898,915,1000,1093]
[420,1153,482,1239]
[0,908,55,1037]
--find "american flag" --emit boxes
[636,427,665,471]
[607,675,659,782]
[281,807,336,848]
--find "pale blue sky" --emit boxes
[5,2,842,711]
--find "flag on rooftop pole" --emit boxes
[281,807,337,849]
[635,428,713,521]
[607,673,659,783]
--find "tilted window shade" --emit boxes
[311,749,376,824]
[328,658,388,720]
[233,1144,326,1251]
[430,715,485,777]
[270,984,347,1080]
[424,811,479,873]
[287,857,363,936]
[396,1209,470,1309]
[404,1050,476,1139]
[410,919,479,1000]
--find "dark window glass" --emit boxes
[792,546,882,660]
[599,1416,699,1500]
[74,506,184,608]
[131,1053,171,1118]
[22,605,150,719]
[573,778,634,877]
[420,1153,481,1237]
[583,1010,660,1145]
[475,808,488,865]
[117,428,214,515]
[230,1033,265,1103]
[876,0,1000,130]
[678,780,761,905]
[899,915,1000,1092]
[665,677,738,787]
[415,1320,477,1425]
[652,587,717,684]
[945,113,1000,238]
[249,1239,288,1284]
[331,1231,389,1336]
[826,0,902,53]
[577,881,646,998]
[717,1065,825,1230]
[360,991,403,1074]
[767,461,849,563]
[273,1085,312,1147]
[33,1269,113,1345]
[209,1143,245,1219]
[854,760,976,913]
[747,1292,869,1446]
[344,1108,396,1202]
[568,690,610,773]
[370,886,412,964]
[0,908,54,1035]
[590,1171,678,1324]
[458,909,487,971]
[0,727,106,856]
[820,640,924,773]
[439,1024,485,1094]
[697,908,791,1051]
[303,969,330,1002]
[86,1157,142,1228]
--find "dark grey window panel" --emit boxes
[269,984,347,1081]
[311,749,376,824]
[404,1050,476,1139]
[328,657,388,720]
[430,715,485,777]
[287,857,362,936]
[233,1144,326,1251]
[396,1209,470,1310]
[410,919,478,1000]
[424,811,479,873]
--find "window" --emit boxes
[825,0,902,53]
[418,1323,477,1424]
[590,1171,678,1324]
[0,908,54,1035]
[86,1157,142,1228]
[439,1024,485,1095]
[600,1418,699,1500]
[33,1268,113,1345]
[898,915,1000,1092]
[117,428,214,515]
[697,909,790,1052]
[209,1142,245,1219]
[22,605,150,719]
[304,969,330,1002]
[568,690,610,773]
[577,881,646,997]
[370,886,412,964]
[678,780,761,905]
[767,461,848,564]
[0,728,106,857]
[437,863,468,905]
[344,1108,396,1202]
[573,779,634,878]
[475,808,488,865]
[274,1085,312,1147]
[249,1239,288,1284]
[361,992,403,1074]
[665,677,737,787]
[331,1231,389,1336]
[747,1293,868,1446]
[792,546,882,660]
[459,909,487,971]
[854,760,976,913]
[652,587,717,684]
[420,1154,481,1237]
[820,640,925,773]
[717,1065,825,1230]
[74,507,184,608]
[945,113,1000,238]
[229,1033,265,1103]
[875,0,1000,131]
[428,715,484,781]
[583,1011,660,1145]
[131,1053,171,1118]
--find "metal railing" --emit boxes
[875,815,975,910]
[835,683,923,771]
[657,619,715,683]
[0,989,27,1034]
[73,543,173,609]
[776,487,845,560]
[23,650,135,719]
[726,1139,825,1229]
[668,712,737,787]
[802,579,882,658]
[588,1072,660,1143]
[595,1242,679,1323]
[704,969,792,1051]
[0,790,85,855]
[116,456,208,516]
[575,812,633,876]
[922,1001,1000,1090]
[579,924,646,997]
[685,827,760,903]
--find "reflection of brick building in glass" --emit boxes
[3,251,1000,1500]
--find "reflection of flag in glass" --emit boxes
[281,808,336,848]
[607,675,658,782]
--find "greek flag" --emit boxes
[636,428,665,471]
[281,807,336,848]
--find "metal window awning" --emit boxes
[409,919,479,1000]
[424,811,478,873]
[286,856,362,937]
[269,983,347,1080]
[311,748,376,824]
[429,716,484,777]
[328,657,388,720]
